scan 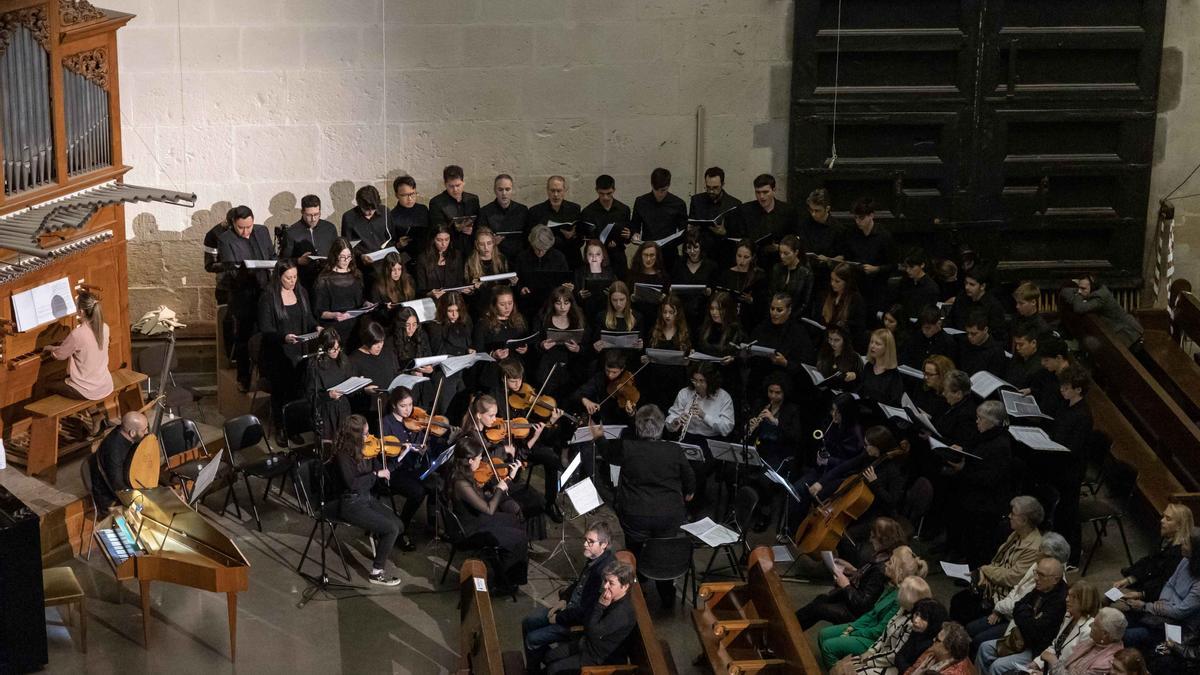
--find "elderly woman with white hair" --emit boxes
[829,576,934,675]
[968,532,1071,650]
[945,400,1016,568]
[1051,607,1127,674]
[951,495,1046,624]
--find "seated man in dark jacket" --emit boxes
[975,556,1068,673]
[523,521,618,672]
[90,412,150,511]
[544,560,639,674]
[957,310,1009,376]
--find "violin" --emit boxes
[604,369,641,412]
[362,434,405,459]
[484,417,536,443]
[473,456,515,489]
[403,406,452,437]
[507,382,578,424]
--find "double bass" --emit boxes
[792,443,906,554]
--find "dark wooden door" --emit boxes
[789,0,1165,287]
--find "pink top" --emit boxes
[50,322,113,400]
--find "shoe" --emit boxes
[545,503,564,524]
[368,571,401,587]
[398,534,416,552]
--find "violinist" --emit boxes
[500,358,569,522]
[305,329,353,441]
[333,414,403,586]
[574,352,639,425]
[381,386,444,550]
[458,393,545,520]
[389,307,435,407]
[447,435,529,595]
[534,286,587,398]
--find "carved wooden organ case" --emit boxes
[0,0,194,443]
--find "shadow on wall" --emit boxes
[124,180,397,327]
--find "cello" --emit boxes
[792,442,907,555]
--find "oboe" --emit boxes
[676,392,701,441]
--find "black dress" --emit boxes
[671,258,719,327]
[715,267,768,331]
[427,321,472,416]
[305,356,354,440]
[313,271,365,346]
[257,290,317,422]
[452,478,529,587]
[414,254,466,297]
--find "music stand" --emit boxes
[297,439,363,608]
[188,449,224,507]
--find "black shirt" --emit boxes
[216,225,276,296]
[798,213,845,259]
[897,274,942,321]
[840,224,896,309]
[901,327,958,368]
[599,438,696,519]
[92,427,135,510]
[282,219,339,289]
[340,208,390,255]
[731,198,797,248]
[948,291,1010,346]
[428,190,481,228]
[526,199,584,269]
[957,335,1009,376]
[387,202,430,258]
[631,191,688,242]
[580,198,633,276]
[479,199,529,259]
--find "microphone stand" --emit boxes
[297,417,364,608]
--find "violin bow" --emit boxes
[420,379,445,451]
[528,362,557,418]
[501,373,513,446]
[593,361,650,410]
[465,406,504,485]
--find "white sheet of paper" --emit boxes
[1166,624,1183,643]
[598,222,616,244]
[564,478,602,516]
[388,373,429,391]
[943,326,965,335]
[928,436,984,460]
[687,351,725,363]
[242,259,276,269]
[11,276,76,332]
[343,303,379,318]
[879,402,911,422]
[439,352,494,377]
[570,424,625,445]
[1105,587,1124,602]
[644,348,687,366]
[654,230,684,248]
[559,451,582,488]
[363,246,399,263]
[821,550,837,575]
[970,370,1013,398]
[800,317,825,330]
[681,517,739,546]
[941,561,972,582]
[600,332,641,348]
[1009,426,1069,452]
[330,376,373,395]
[473,577,487,593]
[400,297,437,323]
[898,365,924,379]
[414,354,449,368]
[294,331,320,343]
[479,272,517,283]
[610,464,621,487]
[189,449,225,506]
[546,220,574,229]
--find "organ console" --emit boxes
[0,0,195,476]
[94,487,250,662]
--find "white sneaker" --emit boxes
[368,571,401,587]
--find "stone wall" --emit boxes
[1147,0,1200,304]
[102,0,795,324]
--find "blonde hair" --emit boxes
[898,576,932,610]
[1166,503,1195,550]
[923,354,955,379]
[77,291,105,350]
[464,227,508,282]
[1013,281,1041,304]
[604,281,636,331]
[1069,581,1102,618]
[887,545,929,583]
[868,328,898,370]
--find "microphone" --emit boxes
[300,346,327,360]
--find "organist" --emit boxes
[42,290,114,436]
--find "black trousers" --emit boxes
[388,470,434,528]
[525,444,562,505]
[229,296,259,384]
[620,511,685,606]
[339,493,402,571]
[794,590,859,629]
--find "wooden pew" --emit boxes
[1061,307,1200,491]
[10,367,146,481]
[691,546,820,674]
[457,559,525,675]
[580,550,678,675]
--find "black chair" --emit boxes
[220,414,302,531]
[637,535,697,609]
[1080,430,1113,497]
[1079,457,1138,574]
[281,399,318,455]
[159,417,223,505]
[437,500,501,586]
[135,341,203,421]
[700,485,758,581]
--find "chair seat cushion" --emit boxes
[42,567,84,604]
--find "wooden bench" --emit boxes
[457,559,525,675]
[20,368,146,481]
[691,546,820,674]
[1061,308,1200,491]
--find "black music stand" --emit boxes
[296,435,363,608]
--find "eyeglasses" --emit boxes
[583,538,600,545]
[396,192,418,199]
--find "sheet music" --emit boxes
[900,393,940,435]
[439,352,494,377]
[189,449,224,506]
[479,272,517,283]
[941,561,972,582]
[686,351,725,363]
[413,354,449,369]
[654,230,684,248]
[11,276,77,332]
[420,445,455,480]
[610,464,620,487]
[559,451,583,489]
[1001,390,1052,419]
[330,376,373,395]
[929,436,983,460]
[674,441,705,462]
[763,464,801,503]
[800,317,825,330]
[546,220,574,229]
[294,330,320,343]
[545,328,585,344]
[388,373,429,391]
[363,246,399,263]
[1009,425,1069,452]
[570,424,625,445]
[1166,624,1183,643]
[599,331,641,348]
[400,297,437,322]
[644,348,687,366]
[343,302,379,319]
[241,259,276,269]
[970,370,1013,399]
[878,402,911,423]
[803,363,837,387]
[772,545,794,563]
[668,284,706,295]
[708,440,761,465]
[681,517,739,546]
[943,326,965,335]
[598,222,616,244]
[898,364,924,379]
[564,478,602,515]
